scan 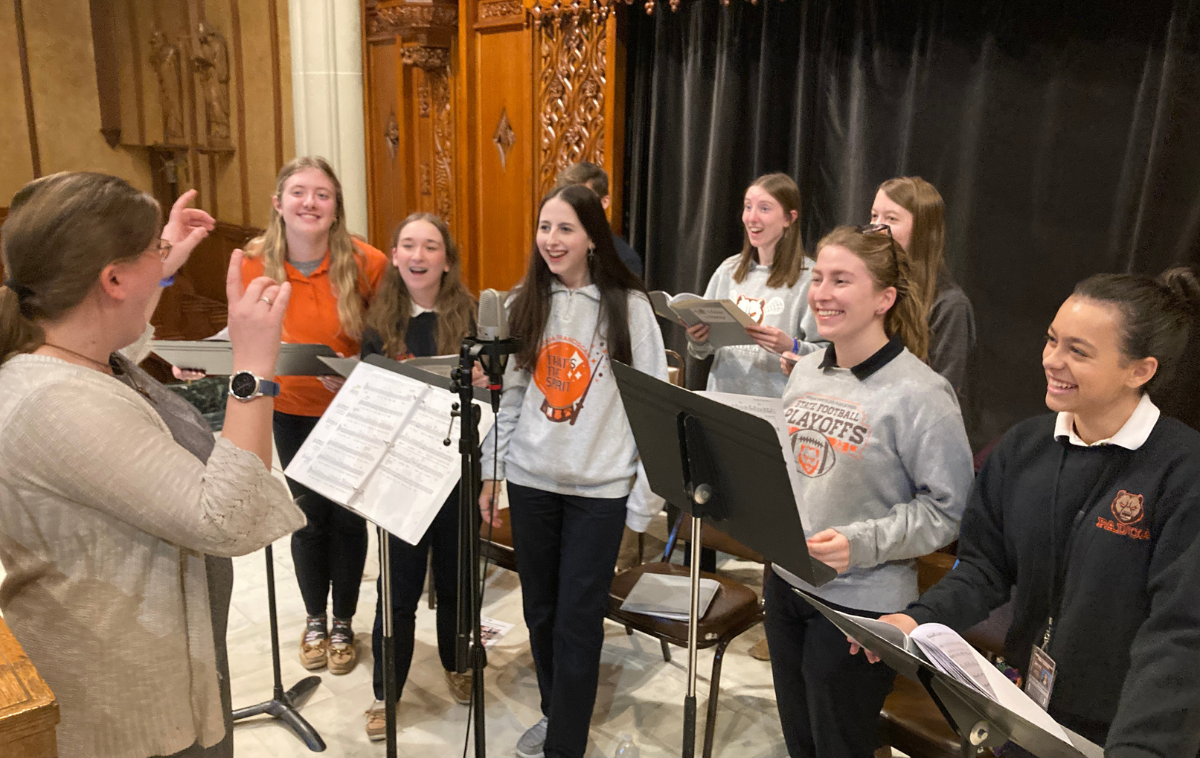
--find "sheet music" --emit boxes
[696,392,805,508]
[285,361,493,544]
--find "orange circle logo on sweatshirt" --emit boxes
[534,339,593,423]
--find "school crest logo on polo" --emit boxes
[1110,490,1145,524]
[783,392,871,477]
[533,337,599,425]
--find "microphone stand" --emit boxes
[451,339,488,758]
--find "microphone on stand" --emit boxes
[474,288,517,412]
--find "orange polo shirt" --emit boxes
[242,238,388,416]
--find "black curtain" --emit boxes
[623,0,1200,445]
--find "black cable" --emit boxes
[462,393,501,758]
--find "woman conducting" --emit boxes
[0,172,305,757]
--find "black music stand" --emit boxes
[611,361,837,758]
[230,535,325,751]
[801,594,1104,758]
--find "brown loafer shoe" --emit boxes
[299,631,328,670]
[328,640,357,675]
[365,702,387,741]
[445,669,472,705]
[749,637,770,661]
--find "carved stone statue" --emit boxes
[193,22,231,144]
[149,31,185,143]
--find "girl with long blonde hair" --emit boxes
[242,155,389,676]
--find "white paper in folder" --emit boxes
[285,361,494,545]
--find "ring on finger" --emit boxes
[260,296,273,305]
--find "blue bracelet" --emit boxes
[159,275,175,288]
[791,337,799,353]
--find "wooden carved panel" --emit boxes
[536,14,608,199]
[428,68,455,224]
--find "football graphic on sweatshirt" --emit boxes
[533,337,601,424]
[783,392,872,477]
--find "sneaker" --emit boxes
[299,615,328,671]
[515,716,549,758]
[445,669,472,705]
[749,637,770,661]
[328,617,357,675]
[365,700,387,742]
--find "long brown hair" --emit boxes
[733,173,808,288]
[365,213,475,356]
[245,156,369,338]
[1,173,160,362]
[878,176,946,317]
[509,184,646,371]
[815,226,929,360]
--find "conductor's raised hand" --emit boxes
[686,322,710,344]
[479,480,503,529]
[226,249,291,378]
[161,189,216,278]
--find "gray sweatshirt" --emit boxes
[482,282,668,527]
[774,336,974,612]
[687,254,824,398]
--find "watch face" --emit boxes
[230,372,258,399]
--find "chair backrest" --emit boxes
[666,349,685,387]
[667,513,764,563]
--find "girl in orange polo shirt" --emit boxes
[243,156,388,675]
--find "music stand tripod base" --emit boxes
[231,543,327,752]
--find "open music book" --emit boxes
[648,291,757,349]
[843,613,1071,743]
[284,360,493,545]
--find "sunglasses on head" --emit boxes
[854,223,899,271]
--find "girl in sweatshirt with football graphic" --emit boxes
[687,173,823,398]
[478,184,667,758]
[767,225,974,758]
[866,269,1200,758]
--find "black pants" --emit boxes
[763,570,897,758]
[372,490,460,701]
[274,411,369,620]
[506,483,628,758]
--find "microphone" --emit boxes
[475,289,517,411]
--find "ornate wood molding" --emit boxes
[535,12,607,198]
[429,68,455,224]
[366,0,458,43]
[476,0,527,29]
[525,0,614,21]
[400,46,452,70]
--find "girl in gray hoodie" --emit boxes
[767,225,974,758]
[687,173,824,398]
[479,185,667,758]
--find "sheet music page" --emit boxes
[696,392,805,507]
[285,362,428,504]
[357,388,494,545]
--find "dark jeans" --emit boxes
[274,411,369,620]
[763,571,897,758]
[372,489,460,701]
[506,483,628,758]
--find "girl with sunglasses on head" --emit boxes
[687,173,823,398]
[860,268,1200,758]
[242,156,389,676]
[478,184,667,758]
[358,213,487,739]
[766,225,974,758]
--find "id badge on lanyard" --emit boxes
[1026,628,1058,710]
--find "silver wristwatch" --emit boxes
[228,370,281,402]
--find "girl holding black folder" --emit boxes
[768,225,974,758]
[357,212,485,739]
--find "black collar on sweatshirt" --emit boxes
[818,333,905,380]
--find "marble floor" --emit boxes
[225,510,787,758]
